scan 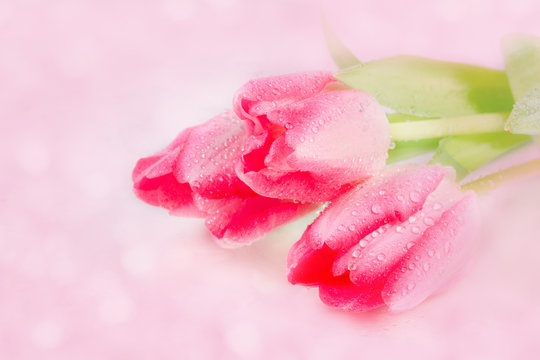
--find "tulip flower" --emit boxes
[287,164,480,312]
[234,71,391,203]
[132,111,316,247]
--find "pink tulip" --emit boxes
[234,71,391,203]
[287,165,480,312]
[132,111,316,247]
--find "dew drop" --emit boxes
[406,242,414,249]
[445,242,451,254]
[371,204,383,214]
[359,239,368,247]
[389,141,396,150]
[433,202,442,210]
[423,263,430,271]
[377,254,386,261]
[409,191,420,202]
[352,249,361,258]
[351,210,359,216]
[408,216,417,224]
[411,226,420,234]
[423,217,435,226]
[348,263,357,271]
[396,226,404,233]
[428,249,435,257]
[408,263,416,270]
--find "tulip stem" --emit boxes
[461,157,540,195]
[389,113,508,142]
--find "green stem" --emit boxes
[461,158,540,195]
[390,113,508,141]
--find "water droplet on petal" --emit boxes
[433,202,442,210]
[371,204,383,214]
[352,249,361,258]
[423,217,435,226]
[409,191,420,202]
[396,226,404,233]
[411,226,420,234]
[359,239,368,247]
[377,254,386,261]
[428,249,435,257]
[423,263,430,271]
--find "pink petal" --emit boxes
[382,192,480,312]
[283,90,390,184]
[319,280,385,312]
[237,163,348,204]
[236,89,391,203]
[333,174,463,284]
[233,71,336,134]
[132,131,204,217]
[174,111,252,199]
[195,194,317,248]
[287,165,448,285]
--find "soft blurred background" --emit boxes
[2,0,540,359]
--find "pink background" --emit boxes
[2,0,540,359]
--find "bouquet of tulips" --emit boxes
[132,33,540,313]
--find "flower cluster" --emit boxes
[133,71,390,246]
[133,71,480,312]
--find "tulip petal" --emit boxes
[287,165,448,285]
[132,131,204,217]
[174,111,252,199]
[319,281,385,312]
[196,194,316,248]
[382,192,479,312]
[237,89,391,203]
[334,175,462,284]
[233,71,336,134]
[284,90,389,179]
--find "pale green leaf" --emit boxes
[335,56,514,117]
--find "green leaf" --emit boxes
[335,56,514,117]
[387,139,440,164]
[430,132,530,180]
[505,86,540,134]
[322,13,360,69]
[502,34,540,99]
[502,34,540,135]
